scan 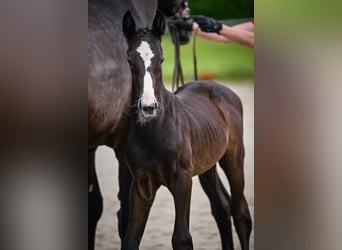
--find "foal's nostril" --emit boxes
[139,100,158,116]
[142,105,155,112]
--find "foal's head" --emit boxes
[123,10,166,125]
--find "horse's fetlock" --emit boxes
[172,233,193,250]
[122,238,139,250]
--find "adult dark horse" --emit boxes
[88,0,189,249]
[122,10,252,250]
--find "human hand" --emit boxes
[193,15,222,33]
[167,16,193,32]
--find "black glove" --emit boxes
[193,15,222,34]
[167,16,194,32]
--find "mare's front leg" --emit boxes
[115,148,132,241]
[122,173,159,250]
[169,167,193,250]
[88,148,103,250]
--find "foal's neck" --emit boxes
[160,84,175,111]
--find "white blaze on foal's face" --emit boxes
[136,41,156,106]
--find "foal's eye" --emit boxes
[160,58,164,64]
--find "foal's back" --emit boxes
[174,80,244,175]
[175,80,243,115]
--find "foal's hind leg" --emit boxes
[199,166,234,250]
[88,148,103,250]
[219,145,252,250]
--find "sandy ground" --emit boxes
[95,83,254,250]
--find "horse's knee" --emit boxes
[211,198,231,217]
[135,174,155,202]
[232,198,250,218]
[172,232,193,250]
[235,211,252,233]
[240,208,252,235]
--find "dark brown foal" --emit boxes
[121,10,252,250]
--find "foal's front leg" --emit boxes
[122,174,159,250]
[170,169,193,250]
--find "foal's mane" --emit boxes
[130,28,161,43]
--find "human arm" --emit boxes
[167,16,254,48]
[192,22,231,43]
[193,16,254,48]
[217,23,254,47]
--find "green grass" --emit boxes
[161,34,254,85]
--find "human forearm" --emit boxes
[192,23,232,43]
[193,16,254,48]
[219,25,254,48]
[167,16,254,48]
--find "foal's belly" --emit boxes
[191,137,228,176]
[187,113,229,176]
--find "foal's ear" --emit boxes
[123,11,136,40]
[152,10,166,40]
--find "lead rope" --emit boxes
[170,0,190,91]
[192,27,199,81]
[171,28,177,91]
[171,25,199,91]
[171,28,184,91]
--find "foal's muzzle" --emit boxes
[138,99,159,118]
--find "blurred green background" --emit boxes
[189,0,254,19]
[162,35,254,84]
[161,0,254,84]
